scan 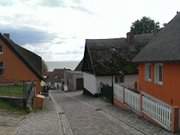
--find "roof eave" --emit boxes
[0,35,43,80]
[133,60,180,64]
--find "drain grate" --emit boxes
[58,112,65,115]
[95,108,102,111]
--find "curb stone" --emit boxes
[50,93,73,135]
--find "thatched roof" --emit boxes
[82,33,153,76]
[0,34,43,79]
[74,60,83,71]
[47,68,70,82]
[133,13,180,63]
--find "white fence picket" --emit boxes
[113,84,172,131]
[179,109,180,129]
[124,88,141,112]
[142,96,171,130]
[114,84,124,101]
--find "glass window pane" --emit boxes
[0,62,4,75]
[145,64,151,81]
[158,65,163,82]
[154,63,163,84]
[0,46,2,52]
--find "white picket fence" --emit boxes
[114,84,124,101]
[124,88,141,112]
[114,84,140,112]
[179,109,180,130]
[142,96,172,130]
[114,84,172,131]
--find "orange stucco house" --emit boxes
[0,33,44,95]
[133,13,180,107]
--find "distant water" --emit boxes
[46,61,80,71]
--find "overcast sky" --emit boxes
[0,0,179,61]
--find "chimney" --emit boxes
[3,33,10,39]
[126,32,134,44]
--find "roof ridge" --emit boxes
[86,37,125,41]
[0,34,43,80]
[133,13,180,63]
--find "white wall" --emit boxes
[64,70,83,91]
[73,72,83,90]
[67,72,137,93]
[83,73,114,95]
[96,76,113,92]
[83,72,97,95]
[121,75,138,89]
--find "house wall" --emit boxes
[73,72,83,90]
[120,75,138,89]
[64,71,83,91]
[83,72,97,95]
[0,38,41,94]
[138,63,180,106]
[64,71,73,90]
[96,76,112,92]
[84,73,136,95]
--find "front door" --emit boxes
[76,78,83,90]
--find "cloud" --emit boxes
[0,0,180,63]
[0,0,14,6]
[21,0,93,14]
[22,42,84,61]
[70,5,94,14]
[0,25,57,45]
[37,0,65,7]
[55,50,83,55]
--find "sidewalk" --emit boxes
[16,97,62,135]
[0,111,25,135]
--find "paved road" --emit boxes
[0,112,24,135]
[51,91,175,135]
[16,98,61,135]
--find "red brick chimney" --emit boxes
[126,32,134,44]
[3,33,10,39]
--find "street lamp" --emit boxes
[111,47,117,104]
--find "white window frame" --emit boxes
[154,63,163,85]
[145,63,152,81]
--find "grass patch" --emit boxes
[0,85,24,97]
[0,99,27,113]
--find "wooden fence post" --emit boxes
[171,107,179,133]
[122,86,125,104]
[140,92,143,112]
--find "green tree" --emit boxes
[130,17,160,34]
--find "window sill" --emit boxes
[155,81,163,86]
[145,79,152,82]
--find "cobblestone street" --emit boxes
[0,111,25,135]
[51,90,175,135]
[16,98,60,135]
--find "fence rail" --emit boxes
[0,81,35,109]
[125,88,141,112]
[142,96,171,130]
[101,84,113,103]
[113,83,172,131]
[0,81,34,98]
[114,84,124,101]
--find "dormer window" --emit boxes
[0,46,3,54]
